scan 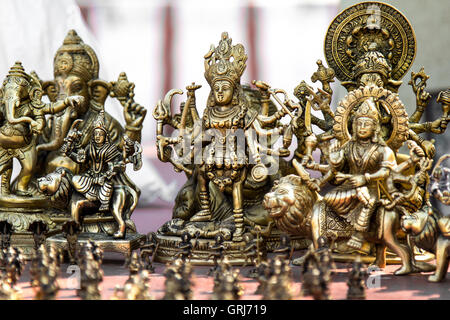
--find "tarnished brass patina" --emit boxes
[264,1,448,275]
[153,32,306,264]
[400,154,450,282]
[0,29,146,257]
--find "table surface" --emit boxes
[15,208,450,300]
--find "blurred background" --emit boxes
[0,0,448,211]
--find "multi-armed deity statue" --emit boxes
[0,30,146,256]
[264,2,449,278]
[153,32,306,263]
[153,3,449,269]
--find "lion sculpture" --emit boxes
[263,174,425,272]
[263,175,317,235]
[401,206,450,282]
[37,167,138,238]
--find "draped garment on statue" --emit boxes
[323,140,396,227]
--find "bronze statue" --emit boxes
[263,2,448,276]
[0,30,146,258]
[153,32,294,264]
[0,61,82,197]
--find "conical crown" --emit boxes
[54,30,99,82]
[354,97,380,123]
[204,32,247,86]
[7,61,31,82]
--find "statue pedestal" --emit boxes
[0,195,59,258]
[153,232,311,266]
[153,234,259,266]
[45,232,145,260]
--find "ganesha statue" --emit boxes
[0,30,147,256]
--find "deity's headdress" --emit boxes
[204,32,247,87]
[354,97,381,123]
[54,30,99,82]
[7,61,31,83]
[93,110,108,135]
[324,2,416,85]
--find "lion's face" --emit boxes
[401,209,429,235]
[263,180,297,218]
[37,170,64,195]
[263,175,316,235]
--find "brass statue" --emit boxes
[140,232,158,273]
[0,61,82,197]
[0,30,146,257]
[32,244,61,300]
[347,257,367,299]
[400,154,450,282]
[211,268,243,300]
[153,32,295,264]
[264,2,448,275]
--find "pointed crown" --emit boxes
[204,32,247,86]
[8,61,31,81]
[54,30,99,82]
[93,111,107,134]
[353,44,392,80]
[354,97,381,123]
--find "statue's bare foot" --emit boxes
[393,265,414,276]
[346,234,363,251]
[113,230,125,239]
[15,190,32,197]
[189,210,212,222]
[427,273,443,283]
[99,203,109,212]
[292,256,306,266]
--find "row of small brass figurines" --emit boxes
[0,232,368,300]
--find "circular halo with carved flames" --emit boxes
[333,85,409,151]
[324,1,416,82]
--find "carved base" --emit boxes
[153,234,266,266]
[46,232,145,260]
[331,251,435,264]
[153,232,311,265]
[292,250,435,266]
[264,230,312,252]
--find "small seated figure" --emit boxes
[347,257,367,299]
[68,112,123,212]
[273,234,292,261]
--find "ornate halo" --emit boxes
[333,85,409,151]
[324,2,416,82]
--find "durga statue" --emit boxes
[152,32,298,263]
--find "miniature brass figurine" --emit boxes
[112,270,152,300]
[211,269,243,300]
[77,244,104,300]
[33,244,60,300]
[262,257,293,300]
[347,257,367,299]
[140,232,159,273]
[207,234,227,276]
[163,258,193,300]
